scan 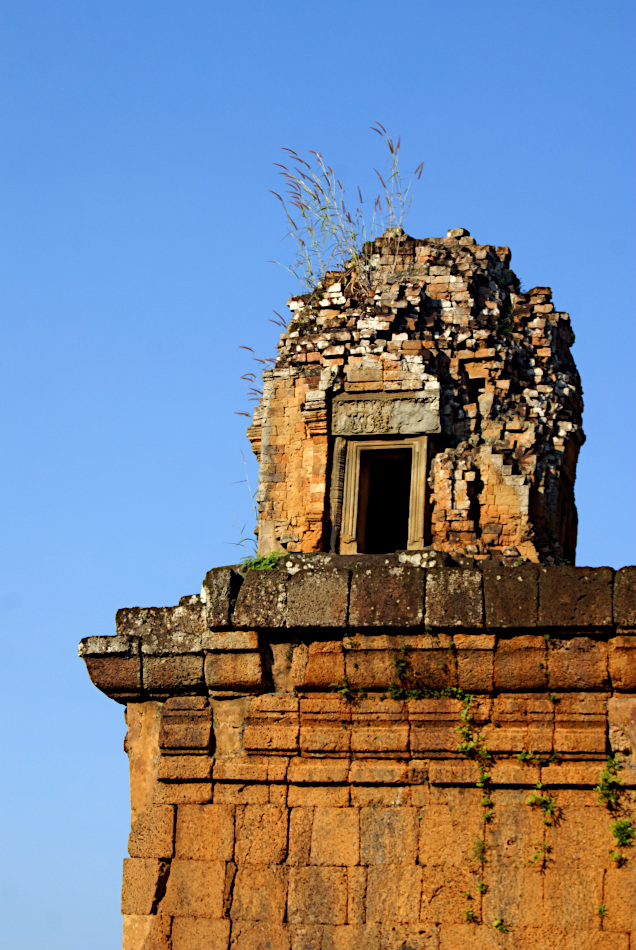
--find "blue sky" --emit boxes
[0,2,634,946]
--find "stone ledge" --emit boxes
[81,562,635,702]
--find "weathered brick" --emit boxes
[494,635,547,690]
[288,867,348,924]
[128,805,175,858]
[175,804,234,861]
[121,858,163,916]
[548,636,608,689]
[162,859,226,918]
[231,866,288,922]
[235,805,288,864]
[204,652,264,692]
[171,918,230,950]
[310,806,359,866]
[609,635,636,689]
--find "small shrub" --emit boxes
[596,755,623,810]
[610,817,636,849]
[239,551,284,574]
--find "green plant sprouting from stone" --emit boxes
[526,787,559,826]
[270,123,424,295]
[239,551,285,575]
[596,755,623,809]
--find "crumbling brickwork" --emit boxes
[247,229,584,562]
[81,561,636,949]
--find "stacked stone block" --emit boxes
[247,229,584,562]
[81,561,636,949]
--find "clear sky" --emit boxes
[0,2,634,946]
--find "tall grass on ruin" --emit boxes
[270,122,424,296]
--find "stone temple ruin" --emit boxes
[81,230,635,950]
[248,228,584,564]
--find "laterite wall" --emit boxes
[81,560,636,950]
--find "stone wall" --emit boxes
[81,561,636,949]
[247,229,584,563]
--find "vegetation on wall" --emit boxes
[270,123,424,295]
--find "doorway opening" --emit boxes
[356,448,412,553]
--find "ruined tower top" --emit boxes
[247,228,584,563]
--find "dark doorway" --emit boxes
[357,448,412,553]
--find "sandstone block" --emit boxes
[494,636,547,690]
[171,917,230,950]
[201,566,243,628]
[229,921,290,950]
[159,697,212,753]
[287,569,350,628]
[538,566,613,627]
[121,857,164,916]
[409,698,464,754]
[310,806,360,866]
[214,783,269,805]
[162,859,226,918]
[345,648,393,690]
[548,792,613,867]
[482,867,544,929]
[202,629,259,651]
[244,695,299,753]
[143,655,205,695]
[175,804,235,861]
[383,924,440,949]
[425,569,483,627]
[204,652,264,692]
[541,868,603,931]
[554,693,607,754]
[83,654,141,703]
[366,865,421,922]
[288,867,348,924]
[287,807,313,867]
[609,636,636,690]
[420,864,476,925]
[349,760,408,785]
[288,785,350,807]
[231,866,288,922]
[418,788,483,868]
[128,805,175,859]
[360,806,417,865]
[483,563,538,627]
[409,645,457,690]
[123,913,171,950]
[484,789,546,867]
[288,758,350,785]
[351,701,409,757]
[454,634,495,691]
[303,642,345,690]
[602,865,636,931]
[235,804,289,864]
[349,566,424,626]
[300,696,351,755]
[158,755,212,782]
[232,570,287,627]
[548,637,608,689]
[614,566,636,626]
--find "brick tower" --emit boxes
[248,228,584,563]
[81,229,636,950]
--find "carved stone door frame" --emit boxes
[337,436,429,554]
